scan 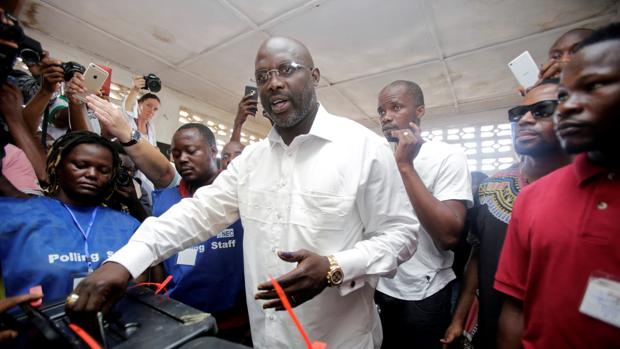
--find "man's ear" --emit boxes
[311,67,321,86]
[416,105,426,120]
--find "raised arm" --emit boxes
[64,73,91,132]
[21,55,64,134]
[0,82,47,184]
[391,123,470,250]
[230,93,258,142]
[86,95,175,188]
[124,75,145,115]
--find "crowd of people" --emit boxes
[0,2,618,348]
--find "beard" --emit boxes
[263,88,317,129]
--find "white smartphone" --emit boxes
[75,63,109,102]
[508,51,539,89]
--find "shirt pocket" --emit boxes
[289,193,355,231]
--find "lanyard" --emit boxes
[63,204,99,273]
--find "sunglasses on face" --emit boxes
[508,100,558,123]
[254,62,312,86]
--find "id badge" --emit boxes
[72,272,89,290]
[176,247,198,266]
[579,273,620,328]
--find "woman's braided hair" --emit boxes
[43,131,121,197]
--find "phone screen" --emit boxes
[245,85,258,100]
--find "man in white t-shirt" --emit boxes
[375,80,472,349]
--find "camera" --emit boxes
[116,168,133,187]
[143,73,161,92]
[59,61,85,81]
[0,12,43,81]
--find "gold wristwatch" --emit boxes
[326,255,344,287]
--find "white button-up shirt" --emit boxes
[109,105,419,349]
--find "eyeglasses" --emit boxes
[507,100,558,123]
[255,62,312,86]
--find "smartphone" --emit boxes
[508,51,540,89]
[244,85,258,100]
[75,63,109,102]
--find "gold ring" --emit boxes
[66,293,80,305]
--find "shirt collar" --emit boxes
[574,153,607,185]
[267,103,337,146]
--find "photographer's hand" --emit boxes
[131,75,146,91]
[39,56,64,94]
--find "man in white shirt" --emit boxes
[375,80,472,348]
[70,37,420,349]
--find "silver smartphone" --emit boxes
[508,51,539,89]
[75,63,109,102]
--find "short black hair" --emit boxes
[176,123,216,148]
[385,80,425,106]
[44,131,120,196]
[578,22,620,51]
[138,93,160,104]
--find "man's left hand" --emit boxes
[255,249,330,310]
[392,122,423,167]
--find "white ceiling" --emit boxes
[19,0,619,135]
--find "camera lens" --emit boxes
[19,48,40,66]
[143,74,162,92]
[116,169,132,187]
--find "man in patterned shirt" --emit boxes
[442,78,571,348]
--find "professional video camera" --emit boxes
[143,73,161,92]
[0,12,43,82]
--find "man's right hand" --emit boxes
[65,262,131,318]
[235,93,258,126]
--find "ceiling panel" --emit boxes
[183,32,267,97]
[317,87,368,120]
[155,69,239,115]
[430,0,617,56]
[265,0,438,83]
[336,61,454,118]
[22,2,171,73]
[226,0,312,25]
[37,0,252,64]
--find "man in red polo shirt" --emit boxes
[495,22,620,348]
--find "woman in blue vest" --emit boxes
[0,131,140,304]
